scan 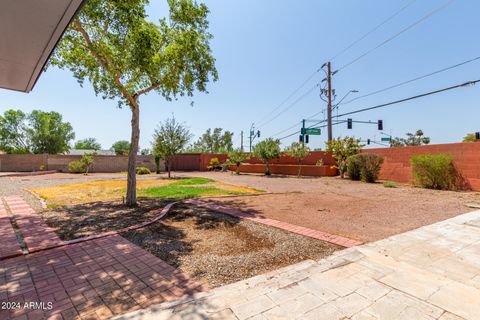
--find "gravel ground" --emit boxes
[197,176,480,242]
[39,198,172,240]
[122,204,341,288]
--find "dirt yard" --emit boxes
[40,198,171,240]
[175,172,480,242]
[122,204,341,288]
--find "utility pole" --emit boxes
[249,123,260,153]
[327,61,333,142]
[240,131,244,152]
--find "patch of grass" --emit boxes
[171,177,214,185]
[138,185,245,199]
[383,181,398,188]
[30,177,259,206]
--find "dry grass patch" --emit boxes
[31,177,262,207]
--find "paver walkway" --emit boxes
[0,196,207,320]
[4,196,63,252]
[116,209,480,320]
[0,200,22,259]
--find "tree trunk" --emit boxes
[168,161,172,178]
[126,103,140,206]
[265,161,271,176]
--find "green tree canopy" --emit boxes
[0,109,30,154]
[391,130,430,147]
[50,0,217,206]
[285,142,311,177]
[0,109,74,154]
[227,148,248,174]
[111,140,131,156]
[252,138,281,176]
[463,133,479,142]
[189,128,234,153]
[74,137,102,150]
[325,136,363,178]
[152,117,192,178]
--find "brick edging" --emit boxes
[185,199,363,248]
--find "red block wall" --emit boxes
[363,142,480,191]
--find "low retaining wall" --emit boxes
[364,142,480,191]
[229,164,337,177]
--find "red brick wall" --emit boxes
[0,154,160,173]
[363,142,480,191]
[229,164,337,177]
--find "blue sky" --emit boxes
[1,0,479,151]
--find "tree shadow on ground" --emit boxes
[40,198,172,240]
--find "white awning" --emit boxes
[0,0,85,92]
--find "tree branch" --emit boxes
[72,19,138,109]
[135,81,163,98]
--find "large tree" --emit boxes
[111,140,131,156]
[74,137,102,150]
[189,128,234,153]
[152,117,192,178]
[51,0,217,206]
[391,130,430,147]
[0,109,74,154]
[0,109,30,154]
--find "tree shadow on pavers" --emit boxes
[40,198,172,240]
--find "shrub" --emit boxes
[360,154,384,183]
[411,154,457,190]
[346,153,384,183]
[68,160,86,174]
[346,155,362,181]
[136,167,151,175]
[207,157,222,171]
[383,181,397,188]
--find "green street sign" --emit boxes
[381,137,391,142]
[301,128,321,135]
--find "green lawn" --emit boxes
[138,185,244,199]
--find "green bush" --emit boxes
[411,154,457,190]
[346,153,384,183]
[136,167,151,175]
[68,160,86,174]
[346,155,362,181]
[360,154,384,183]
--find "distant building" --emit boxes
[68,149,116,156]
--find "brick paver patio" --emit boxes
[0,197,207,320]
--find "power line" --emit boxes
[255,69,319,128]
[337,0,457,72]
[330,0,418,61]
[336,79,479,118]
[257,84,319,129]
[340,55,480,105]
[277,79,479,141]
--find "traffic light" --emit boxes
[299,135,304,143]
[367,139,371,145]
[305,135,309,144]
[378,120,383,131]
[476,132,480,140]
[347,118,352,129]
[257,130,261,138]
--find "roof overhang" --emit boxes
[0,0,86,93]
